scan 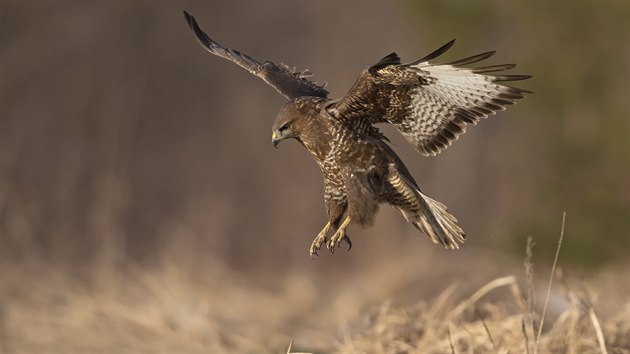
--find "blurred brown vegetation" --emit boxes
[0,0,628,351]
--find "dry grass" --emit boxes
[1,248,628,353]
[332,216,629,354]
[334,271,630,353]
[1,215,629,352]
[334,215,629,353]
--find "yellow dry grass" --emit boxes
[1,212,628,353]
[1,254,628,353]
[334,273,630,353]
[334,216,629,353]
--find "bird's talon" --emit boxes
[344,235,352,251]
[329,230,347,254]
[309,222,332,257]
[310,217,351,257]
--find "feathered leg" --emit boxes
[310,177,352,258]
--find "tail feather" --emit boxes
[389,166,466,249]
[413,191,466,249]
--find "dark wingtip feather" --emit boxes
[183,10,195,30]
[183,10,212,47]
[503,86,535,95]
[447,51,495,66]
[516,87,535,94]
[493,74,532,82]
[371,52,401,71]
[408,39,456,65]
[472,63,517,73]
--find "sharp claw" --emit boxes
[326,216,351,255]
[311,222,332,258]
[344,236,352,252]
[327,239,335,254]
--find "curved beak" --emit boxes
[271,131,281,148]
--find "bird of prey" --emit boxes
[183,11,531,256]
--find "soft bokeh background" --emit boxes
[0,0,628,351]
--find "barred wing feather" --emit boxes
[329,39,531,156]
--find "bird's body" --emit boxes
[278,96,411,224]
[184,11,531,256]
[275,96,464,253]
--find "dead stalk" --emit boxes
[522,317,530,354]
[534,212,566,354]
[448,276,517,321]
[474,307,498,351]
[588,308,608,354]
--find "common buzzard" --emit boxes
[184,11,531,256]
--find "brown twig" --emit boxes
[534,212,566,354]
[476,308,498,351]
[525,236,536,313]
[523,236,536,354]
[522,317,530,354]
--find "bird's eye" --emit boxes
[279,123,290,132]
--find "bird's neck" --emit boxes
[297,115,332,164]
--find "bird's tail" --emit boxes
[412,191,466,249]
[388,167,466,249]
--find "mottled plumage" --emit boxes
[184,11,531,255]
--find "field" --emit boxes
[2,225,628,352]
[0,1,628,352]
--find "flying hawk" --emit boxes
[184,11,531,256]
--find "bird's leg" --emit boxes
[309,221,332,258]
[327,216,352,254]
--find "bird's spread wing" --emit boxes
[327,40,531,156]
[183,11,329,100]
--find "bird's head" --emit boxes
[271,97,326,148]
[271,113,298,148]
[271,99,310,148]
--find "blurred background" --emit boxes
[0,0,628,351]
